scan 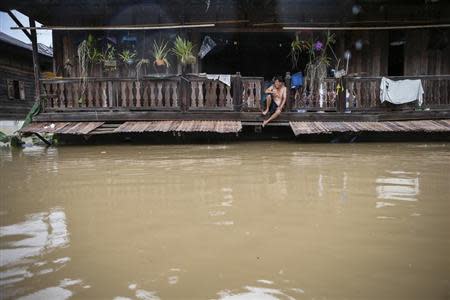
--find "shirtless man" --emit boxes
[262,76,287,127]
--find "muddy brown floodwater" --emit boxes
[1,142,449,300]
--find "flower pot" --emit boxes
[155,59,166,67]
[104,60,117,69]
[154,60,167,74]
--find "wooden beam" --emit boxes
[7,11,32,41]
[34,133,52,146]
[11,23,216,31]
[283,24,450,31]
[29,17,41,103]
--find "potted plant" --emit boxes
[119,49,137,77]
[151,40,170,74]
[119,49,137,66]
[172,36,196,74]
[101,43,117,71]
[135,58,150,79]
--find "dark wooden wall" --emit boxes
[53,30,188,78]
[337,31,389,76]
[0,43,52,119]
[52,28,450,80]
[404,29,450,76]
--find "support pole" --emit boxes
[284,72,292,111]
[233,72,242,112]
[29,18,41,103]
[7,11,32,41]
[34,133,52,146]
[337,77,347,113]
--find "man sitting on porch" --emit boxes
[262,76,287,127]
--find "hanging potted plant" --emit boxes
[151,40,171,74]
[135,58,151,79]
[172,36,196,74]
[119,49,137,76]
[119,49,137,65]
[101,43,117,72]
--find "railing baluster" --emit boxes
[142,82,149,107]
[135,81,142,107]
[226,85,232,108]
[58,83,65,108]
[149,82,156,107]
[190,81,197,108]
[120,82,127,107]
[73,82,80,108]
[107,81,113,107]
[101,81,107,107]
[172,81,178,107]
[157,82,163,107]
[255,81,261,109]
[218,83,225,107]
[87,82,93,107]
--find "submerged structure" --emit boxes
[1,0,450,140]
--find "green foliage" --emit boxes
[119,49,137,64]
[151,40,171,67]
[289,31,337,93]
[172,36,196,65]
[135,58,150,79]
[0,131,9,143]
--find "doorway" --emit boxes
[199,32,296,80]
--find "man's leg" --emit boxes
[262,108,281,127]
[262,95,272,115]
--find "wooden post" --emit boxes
[233,72,242,112]
[284,72,291,111]
[337,77,346,112]
[29,18,41,103]
[7,11,32,41]
[180,77,189,112]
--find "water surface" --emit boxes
[1,142,449,299]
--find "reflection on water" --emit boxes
[0,208,83,299]
[1,143,450,299]
[218,285,297,300]
[376,171,420,202]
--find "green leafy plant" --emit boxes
[119,49,137,65]
[77,35,96,101]
[100,43,117,70]
[172,36,196,66]
[0,131,9,143]
[290,31,337,94]
[135,58,150,79]
[151,40,171,67]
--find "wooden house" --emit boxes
[1,0,450,138]
[0,31,52,119]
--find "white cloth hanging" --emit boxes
[380,77,424,106]
[206,74,231,86]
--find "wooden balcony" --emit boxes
[37,74,450,124]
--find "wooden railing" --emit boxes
[241,77,264,111]
[290,78,338,111]
[41,77,181,111]
[41,74,450,113]
[188,76,234,110]
[345,75,450,110]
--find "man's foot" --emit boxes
[262,120,269,127]
[262,110,269,116]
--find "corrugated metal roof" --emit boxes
[20,122,104,135]
[114,121,242,133]
[290,120,450,135]
[0,32,53,57]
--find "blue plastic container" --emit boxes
[291,72,303,88]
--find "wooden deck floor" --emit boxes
[34,109,450,123]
